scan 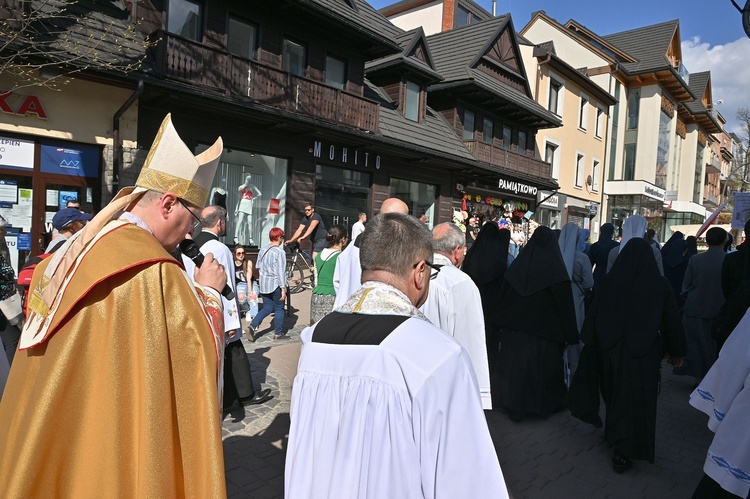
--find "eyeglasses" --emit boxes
[236,251,245,256]
[177,198,202,230]
[413,260,443,280]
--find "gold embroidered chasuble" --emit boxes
[0,223,227,498]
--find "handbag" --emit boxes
[0,291,25,326]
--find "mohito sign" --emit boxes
[0,91,47,120]
[498,178,538,196]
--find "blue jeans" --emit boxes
[250,287,284,336]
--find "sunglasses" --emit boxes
[413,260,443,280]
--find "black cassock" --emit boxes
[569,238,686,462]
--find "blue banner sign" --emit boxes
[40,139,100,178]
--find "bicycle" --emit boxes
[285,242,315,293]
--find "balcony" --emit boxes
[706,157,721,174]
[151,31,379,133]
[464,140,551,178]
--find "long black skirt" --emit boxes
[497,328,566,417]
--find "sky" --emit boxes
[367,0,750,134]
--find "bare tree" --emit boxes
[0,0,154,92]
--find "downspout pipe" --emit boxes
[112,79,144,192]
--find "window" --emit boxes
[626,87,640,130]
[326,54,347,90]
[518,130,527,155]
[579,94,589,130]
[545,141,560,179]
[483,117,494,143]
[575,153,585,187]
[595,107,604,138]
[404,80,420,122]
[608,81,620,180]
[455,6,473,27]
[694,143,705,203]
[167,0,201,41]
[463,109,475,140]
[592,159,600,191]
[548,79,562,115]
[670,131,683,191]
[282,38,306,76]
[228,17,257,59]
[623,143,637,180]
[502,125,512,150]
[655,107,672,189]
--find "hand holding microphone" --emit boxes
[180,239,234,300]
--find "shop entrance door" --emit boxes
[314,165,371,236]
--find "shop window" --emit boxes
[315,165,371,233]
[389,178,437,229]
[167,0,201,41]
[283,38,306,77]
[228,16,258,60]
[579,94,588,130]
[548,78,563,116]
[326,54,347,90]
[463,109,475,140]
[575,153,585,188]
[404,80,421,122]
[502,125,512,150]
[198,146,288,248]
[482,117,494,143]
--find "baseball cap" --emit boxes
[52,208,93,230]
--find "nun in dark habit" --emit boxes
[462,221,512,410]
[661,231,687,309]
[569,238,686,473]
[494,226,578,421]
[588,223,618,291]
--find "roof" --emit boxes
[684,71,710,114]
[293,0,402,52]
[602,19,678,74]
[365,80,476,161]
[7,0,154,75]
[426,16,561,128]
[365,27,443,82]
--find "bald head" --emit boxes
[380,197,409,214]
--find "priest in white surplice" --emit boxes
[286,213,508,499]
[420,222,492,409]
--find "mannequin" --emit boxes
[235,176,261,245]
[210,183,228,210]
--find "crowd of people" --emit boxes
[0,113,748,498]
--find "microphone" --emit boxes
[179,239,235,300]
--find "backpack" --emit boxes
[17,253,52,317]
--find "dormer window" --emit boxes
[404,80,421,122]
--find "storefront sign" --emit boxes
[643,185,666,201]
[0,136,35,170]
[538,190,559,209]
[498,177,538,196]
[0,91,47,120]
[311,141,382,169]
[604,180,666,202]
[40,139,100,178]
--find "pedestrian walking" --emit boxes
[309,224,346,325]
[250,227,288,340]
[589,222,618,290]
[569,238,685,473]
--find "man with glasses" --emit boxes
[0,114,230,496]
[420,222,492,410]
[186,205,271,410]
[285,213,508,498]
[285,204,326,259]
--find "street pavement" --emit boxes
[223,288,716,498]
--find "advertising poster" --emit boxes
[0,179,17,203]
[40,139,100,178]
[46,189,59,206]
[0,136,35,170]
[59,190,78,209]
[733,192,750,230]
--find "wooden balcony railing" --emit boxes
[464,140,552,179]
[151,31,379,133]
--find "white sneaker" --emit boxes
[245,311,253,322]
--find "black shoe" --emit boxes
[612,454,632,473]
[240,389,272,406]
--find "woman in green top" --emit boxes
[310,224,347,325]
